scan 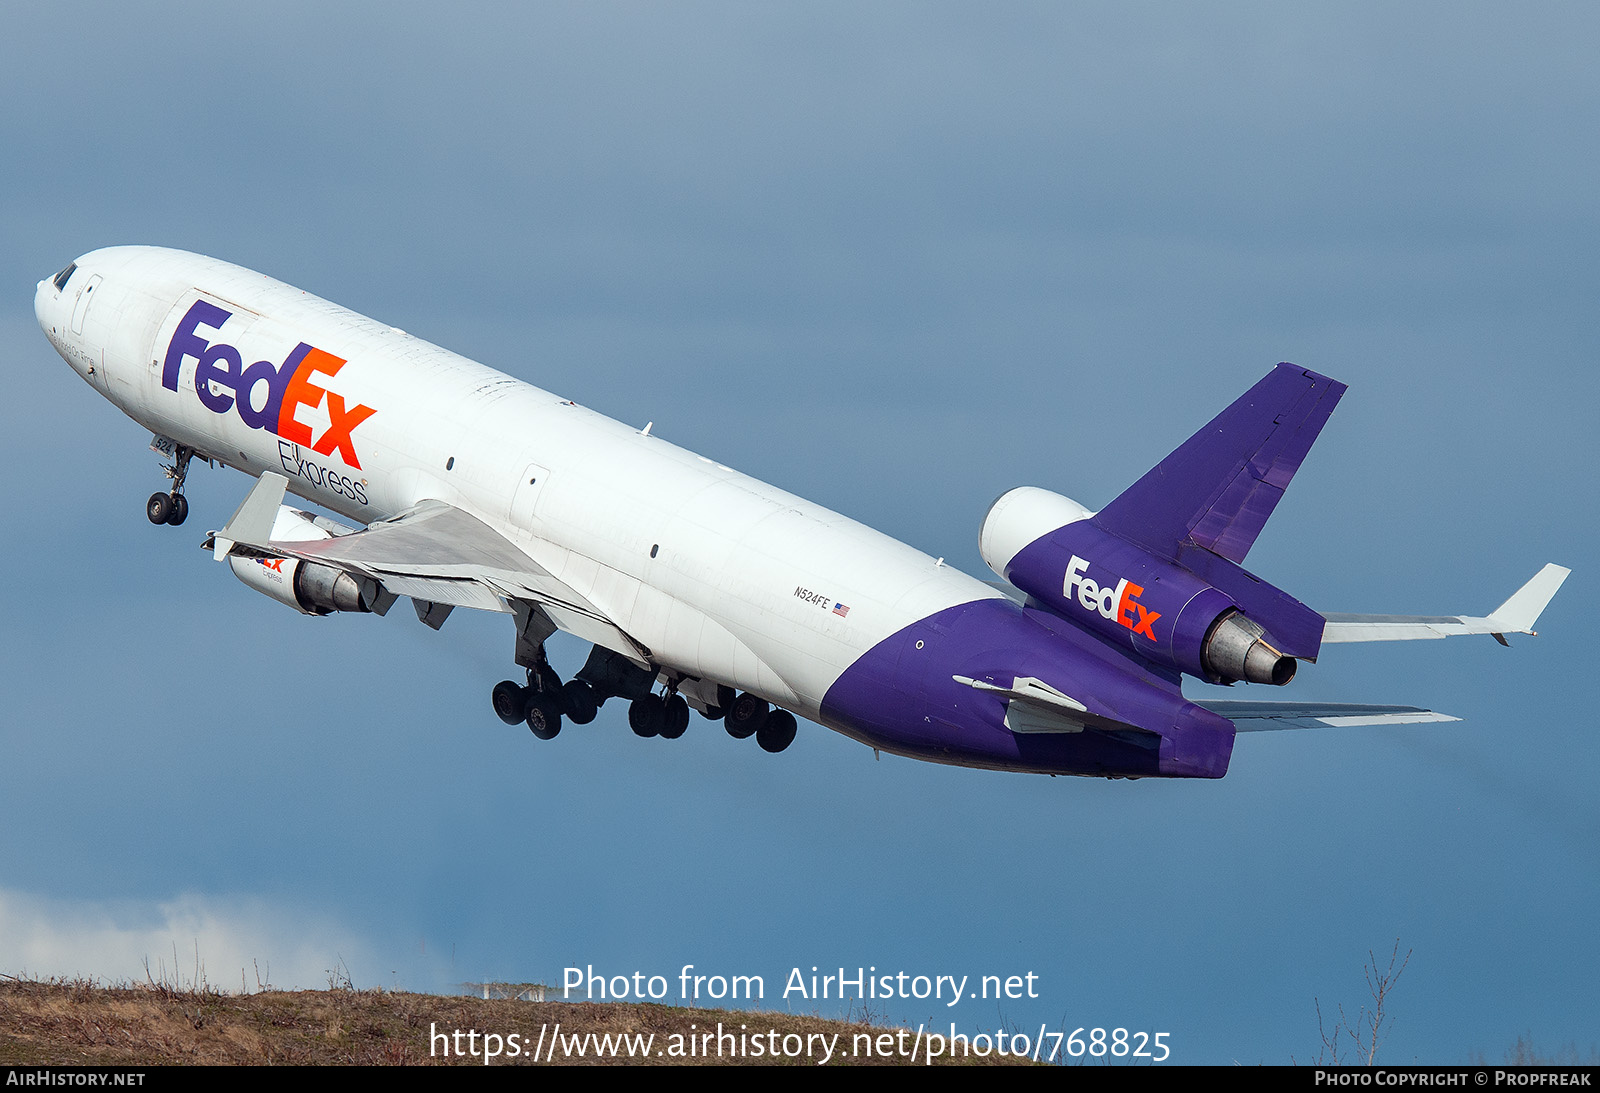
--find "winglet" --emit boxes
[211,472,288,560]
[1486,563,1571,635]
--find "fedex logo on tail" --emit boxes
[1064,555,1160,639]
[161,300,376,469]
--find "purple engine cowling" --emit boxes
[980,488,1296,686]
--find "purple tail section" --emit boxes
[1083,363,1343,658]
[1094,363,1345,565]
[819,599,1237,779]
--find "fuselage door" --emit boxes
[510,462,551,532]
[70,274,102,336]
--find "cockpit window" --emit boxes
[52,263,77,291]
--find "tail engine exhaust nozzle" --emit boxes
[1203,611,1297,686]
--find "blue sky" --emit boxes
[2,2,1594,1064]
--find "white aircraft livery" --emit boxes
[37,247,1569,779]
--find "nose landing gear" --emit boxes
[146,445,194,526]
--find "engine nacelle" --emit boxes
[983,491,1295,686]
[228,555,377,615]
[225,505,381,616]
[979,487,1095,577]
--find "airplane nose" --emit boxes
[35,274,55,335]
[37,260,77,337]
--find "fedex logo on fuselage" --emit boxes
[161,300,376,469]
[1064,555,1160,640]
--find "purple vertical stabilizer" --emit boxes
[1094,363,1345,565]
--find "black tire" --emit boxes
[724,691,768,740]
[525,692,562,739]
[702,684,734,721]
[491,680,526,725]
[757,709,798,754]
[660,695,690,739]
[146,493,172,525]
[166,493,189,526]
[629,694,665,738]
[561,680,599,725]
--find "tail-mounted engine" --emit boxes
[224,505,388,616]
[980,487,1298,686]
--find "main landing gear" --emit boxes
[722,692,797,753]
[491,654,601,740]
[146,445,194,527]
[617,686,794,751]
[489,644,797,755]
[619,684,795,751]
[627,692,691,739]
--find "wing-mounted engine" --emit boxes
[224,505,389,616]
[980,487,1298,686]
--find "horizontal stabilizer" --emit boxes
[1200,701,1460,731]
[1322,564,1570,644]
[1094,364,1346,564]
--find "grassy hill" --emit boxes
[0,977,1031,1066]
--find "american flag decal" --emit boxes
[833,603,850,617]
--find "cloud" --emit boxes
[0,887,377,992]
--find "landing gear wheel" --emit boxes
[701,684,736,721]
[629,694,665,738]
[561,680,599,725]
[492,680,527,725]
[724,692,768,740]
[151,447,196,527]
[660,694,690,739]
[146,493,173,525]
[525,692,562,739]
[757,709,798,753]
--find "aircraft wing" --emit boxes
[209,472,649,658]
[1197,701,1459,731]
[1320,563,1570,644]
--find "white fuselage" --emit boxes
[37,246,1002,730]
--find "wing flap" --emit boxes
[379,574,510,614]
